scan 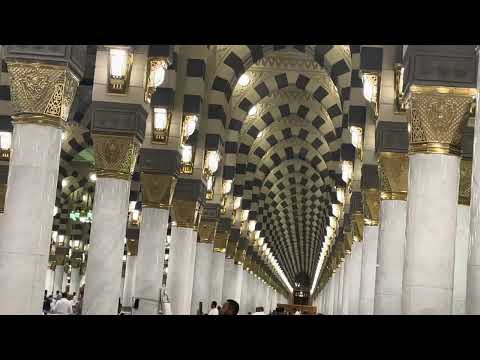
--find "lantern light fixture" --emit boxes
[107,46,134,94]
[238,73,250,86]
[248,105,257,116]
[222,180,232,195]
[204,149,220,176]
[145,57,168,103]
[361,72,381,118]
[89,173,97,182]
[341,160,353,184]
[152,107,171,144]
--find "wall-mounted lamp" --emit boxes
[106,46,133,94]
[336,187,345,205]
[145,57,168,103]
[394,64,406,113]
[180,114,198,174]
[341,160,353,184]
[206,175,215,200]
[0,132,11,161]
[362,72,381,118]
[152,107,172,144]
[350,126,363,154]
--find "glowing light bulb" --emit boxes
[238,73,250,86]
[89,173,97,182]
[248,106,257,116]
[154,107,168,130]
[181,145,193,163]
[0,132,11,150]
[183,114,198,138]
[110,48,129,78]
[222,180,232,195]
[205,150,220,174]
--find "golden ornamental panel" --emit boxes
[7,62,79,128]
[406,86,476,156]
[197,218,218,244]
[378,152,408,201]
[126,238,139,256]
[171,199,200,229]
[141,174,177,209]
[92,134,140,181]
[362,189,380,226]
[213,230,229,252]
[55,246,69,266]
[459,159,472,206]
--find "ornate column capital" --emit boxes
[171,178,205,229]
[141,174,177,209]
[5,46,86,129]
[459,158,472,206]
[361,165,380,226]
[197,204,220,243]
[378,152,409,201]
[126,238,139,256]
[406,86,476,156]
[54,245,69,266]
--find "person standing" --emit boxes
[253,307,266,315]
[208,301,219,315]
[52,292,73,315]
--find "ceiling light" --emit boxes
[238,73,250,86]
[248,105,257,116]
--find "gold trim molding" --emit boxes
[197,218,218,244]
[171,199,201,229]
[141,174,177,209]
[459,159,472,206]
[362,189,380,226]
[7,61,79,129]
[378,152,408,201]
[92,134,140,181]
[406,85,476,156]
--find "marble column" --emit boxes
[209,224,229,304]
[404,85,474,314]
[222,234,238,303]
[191,241,213,314]
[0,49,84,314]
[335,263,344,315]
[122,249,137,309]
[83,125,142,315]
[53,265,64,295]
[359,225,378,315]
[70,265,80,297]
[134,207,170,315]
[453,160,471,314]
[45,268,54,295]
[341,253,352,315]
[329,272,337,315]
[62,266,69,293]
[348,241,363,315]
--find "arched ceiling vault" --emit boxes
[219,46,353,287]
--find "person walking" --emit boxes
[52,292,73,315]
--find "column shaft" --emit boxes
[403,154,458,314]
[349,241,363,315]
[453,204,470,314]
[374,200,407,314]
[240,269,249,314]
[191,242,213,314]
[134,208,169,315]
[359,226,378,315]
[0,124,62,314]
[209,251,225,304]
[122,254,137,308]
[166,225,196,315]
[53,265,64,295]
[83,178,130,315]
[341,256,351,315]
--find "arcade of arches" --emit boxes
[0,45,479,315]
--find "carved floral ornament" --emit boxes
[7,61,79,128]
[406,86,476,156]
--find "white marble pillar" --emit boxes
[70,267,81,298]
[348,241,363,315]
[122,254,137,308]
[166,225,196,315]
[191,241,213,314]
[335,263,344,314]
[83,178,130,315]
[134,208,168,315]
[453,204,470,314]
[45,269,54,295]
[209,251,226,304]
[222,257,235,303]
[375,200,407,315]
[62,269,68,293]
[186,230,198,314]
[240,269,249,314]
[403,154,458,314]
[53,265,64,295]
[359,226,379,315]
[0,124,63,314]
[341,255,351,315]
[329,273,337,315]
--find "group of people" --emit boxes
[43,286,84,315]
[203,300,239,315]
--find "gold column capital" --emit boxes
[126,238,139,256]
[7,61,80,129]
[352,211,364,241]
[141,173,177,209]
[378,152,409,201]
[92,133,140,181]
[362,188,380,226]
[171,199,201,229]
[406,85,476,156]
[197,218,218,244]
[459,158,472,206]
[54,245,69,266]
